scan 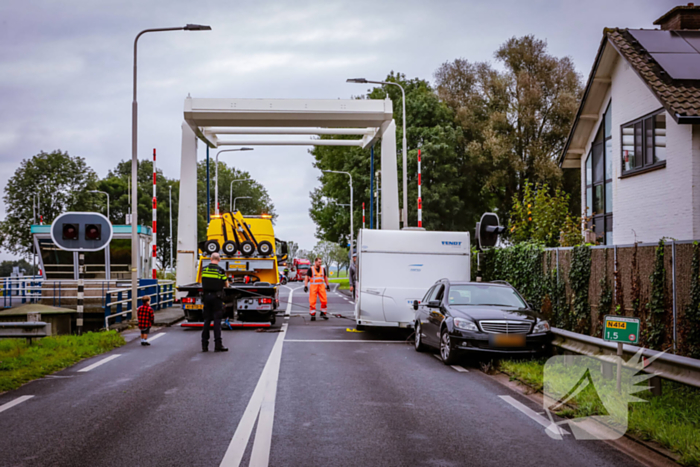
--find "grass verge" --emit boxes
[499,358,700,466]
[328,278,350,290]
[0,331,125,392]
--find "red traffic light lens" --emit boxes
[62,223,79,240]
[85,224,101,241]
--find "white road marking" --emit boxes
[433,354,442,360]
[451,365,469,373]
[148,333,165,342]
[0,395,33,414]
[281,285,294,317]
[285,339,404,343]
[219,323,288,467]
[499,395,569,436]
[77,354,121,372]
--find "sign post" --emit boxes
[603,315,640,392]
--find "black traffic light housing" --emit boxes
[51,213,112,252]
[62,223,79,240]
[476,212,506,250]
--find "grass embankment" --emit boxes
[328,269,350,290]
[500,359,700,466]
[0,331,125,392]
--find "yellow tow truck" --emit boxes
[178,210,288,328]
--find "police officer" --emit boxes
[201,252,230,352]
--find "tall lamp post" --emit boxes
[347,78,408,228]
[214,147,253,215]
[169,185,174,271]
[131,24,211,316]
[230,179,251,212]
[233,196,251,212]
[322,170,354,253]
[88,190,110,220]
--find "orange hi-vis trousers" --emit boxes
[309,284,327,315]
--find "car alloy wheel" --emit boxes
[440,330,458,364]
[414,322,426,352]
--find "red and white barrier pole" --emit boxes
[362,202,365,229]
[417,149,422,228]
[152,148,157,280]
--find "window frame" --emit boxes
[585,101,613,245]
[620,108,667,177]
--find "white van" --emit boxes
[355,229,471,328]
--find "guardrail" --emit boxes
[552,328,700,389]
[103,280,175,329]
[0,321,52,342]
[1,278,117,309]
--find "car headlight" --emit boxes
[533,320,550,333]
[454,318,478,331]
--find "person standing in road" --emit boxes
[349,252,357,300]
[201,252,231,352]
[137,295,155,346]
[304,257,330,321]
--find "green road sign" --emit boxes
[603,315,640,344]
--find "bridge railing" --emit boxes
[103,280,175,329]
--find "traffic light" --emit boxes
[62,223,79,240]
[51,213,112,252]
[476,212,506,250]
[85,224,101,241]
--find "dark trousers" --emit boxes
[202,293,224,347]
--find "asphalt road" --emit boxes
[0,283,642,467]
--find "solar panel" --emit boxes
[628,29,696,53]
[676,30,700,53]
[650,53,700,80]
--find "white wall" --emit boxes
[580,54,695,244]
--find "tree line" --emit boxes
[0,150,276,268]
[311,35,583,248]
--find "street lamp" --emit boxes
[322,170,354,254]
[347,78,408,228]
[131,24,211,316]
[214,148,254,215]
[230,179,251,212]
[88,190,110,220]
[169,185,173,271]
[233,196,251,212]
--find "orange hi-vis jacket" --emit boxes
[309,265,327,313]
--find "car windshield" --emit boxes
[447,284,526,308]
[297,264,310,270]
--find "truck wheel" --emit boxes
[222,241,238,256]
[204,240,220,254]
[240,241,255,257]
[258,241,273,256]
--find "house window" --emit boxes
[621,110,666,173]
[585,102,613,245]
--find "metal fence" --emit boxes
[544,239,698,355]
[1,278,119,309]
[103,280,175,329]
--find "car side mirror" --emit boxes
[413,300,420,311]
[428,300,441,308]
[527,301,535,309]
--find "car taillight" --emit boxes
[258,298,272,305]
[182,297,195,304]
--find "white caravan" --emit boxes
[355,229,471,328]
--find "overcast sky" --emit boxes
[0,0,677,261]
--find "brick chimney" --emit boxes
[654,3,700,30]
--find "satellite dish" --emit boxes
[476,212,505,250]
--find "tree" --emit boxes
[287,241,299,261]
[435,36,582,220]
[312,240,336,272]
[509,181,582,247]
[310,72,473,242]
[330,244,350,275]
[0,259,38,276]
[0,150,98,256]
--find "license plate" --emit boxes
[258,305,271,310]
[490,334,526,347]
[185,304,203,310]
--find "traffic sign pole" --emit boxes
[77,254,84,335]
[616,342,623,393]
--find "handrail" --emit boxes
[103,280,175,329]
[551,328,700,389]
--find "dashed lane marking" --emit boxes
[148,333,165,342]
[284,339,405,343]
[77,354,122,372]
[0,395,33,414]
[499,395,569,436]
[451,365,469,373]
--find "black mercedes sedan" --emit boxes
[413,279,552,364]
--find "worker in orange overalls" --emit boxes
[303,257,330,321]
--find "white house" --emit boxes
[559,4,700,245]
